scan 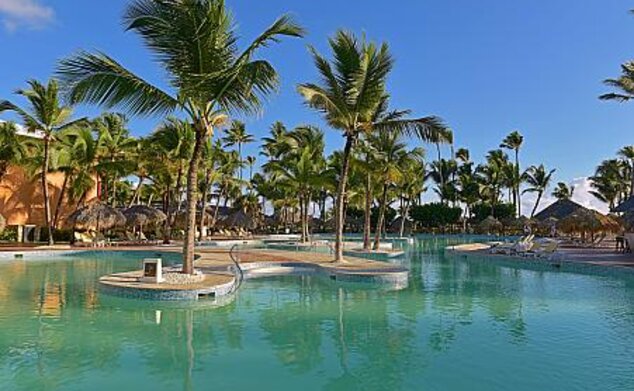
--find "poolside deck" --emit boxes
[448,242,634,269]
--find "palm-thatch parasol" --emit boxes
[478,216,503,234]
[220,210,256,230]
[0,213,5,234]
[123,205,167,238]
[67,203,126,231]
[558,209,621,236]
[124,205,167,227]
[534,199,586,221]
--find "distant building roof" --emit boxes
[0,119,44,139]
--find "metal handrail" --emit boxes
[228,244,244,293]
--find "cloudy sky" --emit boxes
[0,0,631,215]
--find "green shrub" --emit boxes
[411,203,462,228]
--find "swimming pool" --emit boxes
[0,236,633,390]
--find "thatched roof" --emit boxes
[501,216,537,228]
[558,209,621,234]
[388,217,412,233]
[67,203,126,231]
[220,210,256,229]
[478,216,502,232]
[534,199,587,221]
[0,213,5,233]
[613,196,634,213]
[538,216,559,229]
[123,205,167,227]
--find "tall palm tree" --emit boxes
[263,126,327,242]
[298,30,448,262]
[618,146,634,197]
[552,182,574,200]
[0,79,85,245]
[245,156,256,182]
[223,121,255,182]
[500,130,524,216]
[95,113,137,207]
[369,131,423,249]
[523,164,556,218]
[0,121,25,182]
[150,118,195,243]
[57,0,304,273]
[590,159,628,209]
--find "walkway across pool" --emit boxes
[96,247,409,300]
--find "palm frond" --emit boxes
[57,51,178,116]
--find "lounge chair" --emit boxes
[490,235,534,255]
[526,240,558,258]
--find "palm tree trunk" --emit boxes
[399,200,410,237]
[163,188,172,244]
[182,129,204,275]
[198,171,212,241]
[129,176,145,207]
[516,150,521,217]
[53,172,69,230]
[334,136,354,262]
[211,188,226,230]
[363,171,372,250]
[175,164,184,212]
[630,158,634,197]
[42,137,54,245]
[238,143,243,182]
[530,191,543,218]
[373,183,388,250]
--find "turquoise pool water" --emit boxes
[1,237,634,390]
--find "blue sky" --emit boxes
[1,0,634,210]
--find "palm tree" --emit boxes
[263,126,327,242]
[0,121,25,182]
[245,156,257,182]
[523,164,556,218]
[590,159,628,209]
[476,150,508,217]
[0,79,85,245]
[57,0,304,273]
[95,113,137,207]
[552,182,573,200]
[600,61,634,103]
[150,118,195,243]
[369,131,423,249]
[618,146,634,197]
[500,130,524,216]
[223,121,255,181]
[298,30,448,262]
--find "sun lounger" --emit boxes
[490,235,534,255]
[526,240,558,258]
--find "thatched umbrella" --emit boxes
[0,213,5,234]
[478,216,503,234]
[558,209,621,237]
[67,203,126,231]
[123,205,167,238]
[220,210,256,230]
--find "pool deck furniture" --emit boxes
[448,241,634,274]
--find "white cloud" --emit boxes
[0,0,54,31]
[522,177,609,216]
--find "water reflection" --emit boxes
[0,239,633,390]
